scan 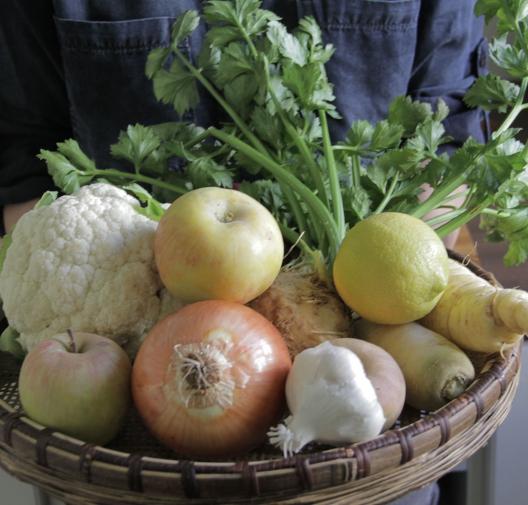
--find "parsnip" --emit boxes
[353,319,475,412]
[419,259,528,354]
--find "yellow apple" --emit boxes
[155,187,284,304]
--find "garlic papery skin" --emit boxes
[268,340,386,457]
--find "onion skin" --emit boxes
[329,338,406,431]
[132,300,292,459]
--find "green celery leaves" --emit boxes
[37,0,528,267]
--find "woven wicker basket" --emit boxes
[0,252,522,505]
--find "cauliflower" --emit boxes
[0,183,184,356]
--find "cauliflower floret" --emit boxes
[0,183,184,356]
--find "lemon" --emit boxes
[333,212,450,324]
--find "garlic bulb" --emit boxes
[268,340,385,457]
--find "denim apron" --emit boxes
[50,0,488,169]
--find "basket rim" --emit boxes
[0,252,523,504]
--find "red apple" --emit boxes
[18,330,132,445]
[155,187,284,304]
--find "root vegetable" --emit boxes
[247,268,353,358]
[353,319,475,412]
[419,258,528,353]
[330,338,406,431]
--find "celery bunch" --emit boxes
[40,0,528,268]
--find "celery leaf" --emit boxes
[110,124,162,170]
[170,10,201,46]
[489,35,528,79]
[152,59,200,115]
[39,143,96,194]
[464,73,520,112]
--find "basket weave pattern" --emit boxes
[0,253,522,505]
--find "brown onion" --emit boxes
[132,300,292,459]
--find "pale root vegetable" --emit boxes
[419,258,528,354]
[330,338,406,431]
[353,319,475,412]
[247,268,353,358]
